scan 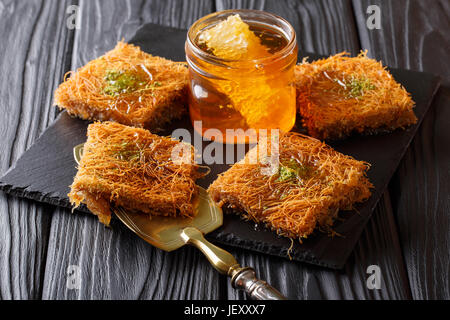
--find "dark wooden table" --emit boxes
[0,0,448,300]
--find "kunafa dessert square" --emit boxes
[208,132,373,239]
[295,51,417,140]
[69,121,203,225]
[54,41,188,130]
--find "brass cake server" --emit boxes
[74,143,286,300]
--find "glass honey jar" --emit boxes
[185,9,298,144]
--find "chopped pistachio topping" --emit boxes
[277,165,298,182]
[345,76,376,98]
[102,70,161,96]
[112,141,141,162]
[102,70,145,96]
[275,159,315,183]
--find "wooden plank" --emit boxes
[216,0,411,300]
[41,0,220,300]
[353,0,450,85]
[352,0,450,299]
[389,88,450,299]
[43,207,221,299]
[0,0,75,299]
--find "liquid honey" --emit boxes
[187,17,298,144]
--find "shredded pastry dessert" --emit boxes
[54,41,188,130]
[69,121,204,225]
[208,132,373,239]
[295,51,417,140]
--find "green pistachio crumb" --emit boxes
[345,76,376,98]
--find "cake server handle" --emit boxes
[231,267,287,300]
[180,227,287,300]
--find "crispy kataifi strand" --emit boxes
[295,51,417,140]
[208,132,373,239]
[69,121,205,225]
[54,41,188,129]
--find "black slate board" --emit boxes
[0,23,441,269]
